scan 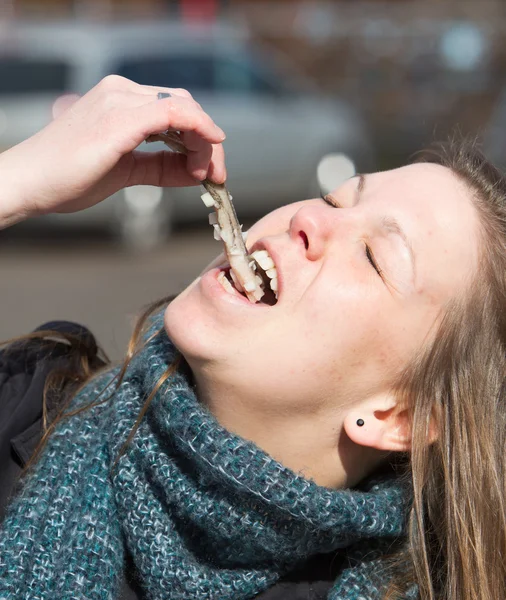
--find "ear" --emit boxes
[343,393,438,452]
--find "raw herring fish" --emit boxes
[146,131,265,303]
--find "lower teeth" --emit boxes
[217,269,277,305]
[217,271,238,296]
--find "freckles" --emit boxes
[422,291,439,308]
[414,281,428,299]
[376,347,393,368]
[348,358,366,370]
[343,337,369,370]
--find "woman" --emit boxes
[0,75,504,600]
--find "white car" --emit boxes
[0,20,374,247]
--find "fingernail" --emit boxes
[216,127,226,140]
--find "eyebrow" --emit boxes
[357,174,417,281]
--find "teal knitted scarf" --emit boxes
[0,314,417,599]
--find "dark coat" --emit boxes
[0,321,343,600]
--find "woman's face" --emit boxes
[165,163,479,426]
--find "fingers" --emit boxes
[128,144,226,188]
[96,75,194,99]
[206,143,227,184]
[138,86,194,100]
[71,75,228,189]
[133,95,225,145]
[185,141,213,182]
[181,129,226,182]
[103,75,194,100]
[90,76,226,163]
[173,130,226,183]
[128,150,202,188]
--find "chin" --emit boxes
[163,288,220,365]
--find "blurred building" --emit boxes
[4,0,506,166]
[6,0,222,19]
[233,1,506,165]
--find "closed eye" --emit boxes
[321,194,383,279]
[365,244,383,278]
[321,193,341,208]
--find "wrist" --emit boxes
[0,143,35,229]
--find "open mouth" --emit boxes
[217,249,279,306]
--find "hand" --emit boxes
[0,75,227,227]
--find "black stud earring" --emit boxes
[356,419,365,427]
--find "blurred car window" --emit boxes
[214,57,280,95]
[0,58,69,94]
[113,55,281,95]
[115,56,213,91]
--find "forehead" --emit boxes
[344,163,480,300]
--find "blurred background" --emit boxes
[1,0,505,358]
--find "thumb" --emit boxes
[52,93,81,119]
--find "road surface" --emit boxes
[0,226,228,361]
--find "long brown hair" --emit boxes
[380,138,506,599]
[7,139,506,599]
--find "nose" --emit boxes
[288,204,336,261]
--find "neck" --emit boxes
[191,366,385,490]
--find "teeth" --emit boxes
[213,224,222,241]
[244,274,264,293]
[265,268,278,299]
[217,271,236,295]
[249,249,279,300]
[250,250,275,271]
[218,270,265,302]
[208,212,218,225]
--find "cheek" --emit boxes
[300,277,411,384]
[298,289,375,371]
[303,273,378,339]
